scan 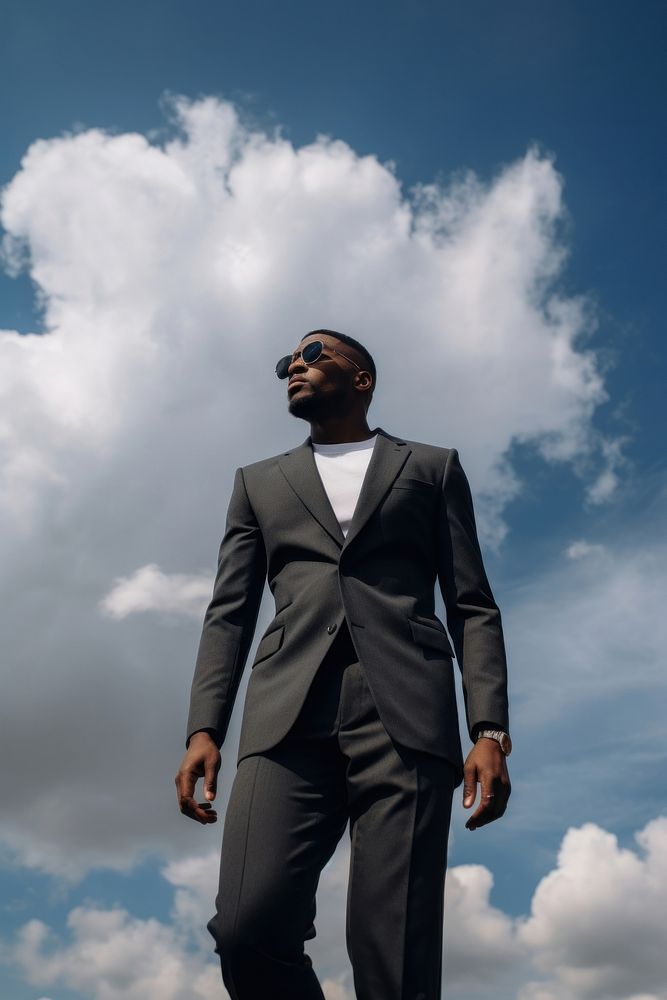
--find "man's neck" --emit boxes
[309,418,375,445]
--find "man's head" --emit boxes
[284,329,376,422]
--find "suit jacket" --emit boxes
[186,426,509,782]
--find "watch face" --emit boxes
[500,732,512,755]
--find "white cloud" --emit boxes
[564,539,607,560]
[100,563,212,620]
[6,845,353,1000]
[1,95,617,536]
[517,817,667,1000]
[7,816,666,1000]
[0,94,628,876]
[442,864,524,988]
[162,849,220,948]
[11,908,223,1000]
[584,434,630,506]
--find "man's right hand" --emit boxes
[175,731,221,824]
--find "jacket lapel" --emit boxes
[278,426,411,551]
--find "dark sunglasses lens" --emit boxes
[275,341,323,379]
[302,341,323,363]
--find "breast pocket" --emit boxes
[253,624,285,667]
[392,477,435,493]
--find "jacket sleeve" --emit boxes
[436,447,509,740]
[185,466,267,749]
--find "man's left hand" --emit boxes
[462,738,511,830]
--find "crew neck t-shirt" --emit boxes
[311,434,378,538]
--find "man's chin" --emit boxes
[288,396,323,420]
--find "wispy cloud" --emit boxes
[100,563,212,620]
[564,539,607,560]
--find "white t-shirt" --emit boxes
[311,434,378,538]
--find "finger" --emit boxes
[465,798,496,829]
[204,754,220,802]
[466,777,498,829]
[180,794,218,824]
[462,764,478,808]
[175,766,214,824]
[195,801,217,822]
[186,800,218,826]
[175,766,197,808]
[494,779,512,818]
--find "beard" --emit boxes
[287,382,348,422]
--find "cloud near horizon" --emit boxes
[5,816,666,1000]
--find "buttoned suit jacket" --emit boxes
[186,426,509,784]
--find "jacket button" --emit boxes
[327,623,337,634]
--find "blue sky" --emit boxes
[1,3,665,998]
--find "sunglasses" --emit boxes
[275,340,362,380]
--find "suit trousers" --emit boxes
[208,620,458,1000]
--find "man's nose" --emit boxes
[287,352,306,376]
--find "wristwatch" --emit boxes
[475,728,512,756]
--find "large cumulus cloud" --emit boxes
[0,94,622,877]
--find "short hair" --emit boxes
[300,329,376,403]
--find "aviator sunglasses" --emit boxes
[275,340,362,380]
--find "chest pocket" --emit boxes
[392,477,435,493]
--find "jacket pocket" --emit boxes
[392,477,435,492]
[408,617,455,657]
[253,624,285,666]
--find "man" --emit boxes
[175,329,511,999]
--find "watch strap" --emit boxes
[475,728,512,755]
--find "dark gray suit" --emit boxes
[187,425,508,776]
[185,425,509,998]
